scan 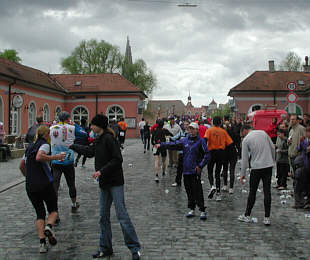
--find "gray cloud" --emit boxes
[0,0,310,106]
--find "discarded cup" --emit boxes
[305,214,310,218]
[165,189,169,194]
[280,195,286,199]
[251,217,258,223]
[242,189,248,193]
[201,180,204,184]
[281,200,287,205]
[128,163,133,167]
[257,188,262,193]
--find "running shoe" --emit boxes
[200,211,207,220]
[222,185,228,192]
[208,186,216,199]
[229,188,234,194]
[263,217,271,226]
[215,193,222,201]
[39,243,48,253]
[92,250,113,258]
[162,172,165,177]
[171,182,181,187]
[186,210,195,218]
[132,251,141,260]
[44,226,57,246]
[154,175,159,183]
[71,202,80,213]
[238,214,250,223]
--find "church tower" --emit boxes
[125,36,133,65]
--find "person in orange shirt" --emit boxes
[118,117,127,149]
[204,116,233,201]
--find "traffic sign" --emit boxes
[287,92,298,103]
[287,82,297,91]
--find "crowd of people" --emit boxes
[15,109,310,258]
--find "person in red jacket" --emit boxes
[198,120,207,138]
[266,117,278,144]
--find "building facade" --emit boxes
[228,59,310,119]
[0,57,146,138]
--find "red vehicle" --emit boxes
[247,108,287,132]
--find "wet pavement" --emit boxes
[1,139,310,259]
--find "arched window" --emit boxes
[72,106,89,124]
[10,106,20,135]
[28,102,36,127]
[43,104,50,122]
[55,106,62,120]
[107,105,124,122]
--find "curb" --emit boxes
[0,177,25,194]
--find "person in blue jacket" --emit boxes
[155,122,210,220]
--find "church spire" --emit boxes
[188,89,191,102]
[125,36,133,65]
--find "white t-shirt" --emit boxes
[138,121,146,130]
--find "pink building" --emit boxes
[0,57,146,138]
[228,60,310,119]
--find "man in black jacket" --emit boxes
[70,114,141,260]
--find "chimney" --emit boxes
[268,60,275,72]
[303,56,310,73]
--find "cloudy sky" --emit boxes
[0,0,310,106]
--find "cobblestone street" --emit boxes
[1,139,310,260]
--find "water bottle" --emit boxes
[251,217,258,223]
[94,177,99,184]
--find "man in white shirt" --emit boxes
[164,117,181,167]
[238,124,275,226]
[138,118,146,144]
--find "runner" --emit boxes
[74,118,90,168]
[155,122,210,220]
[138,118,146,144]
[151,120,172,182]
[238,124,275,225]
[204,116,233,201]
[118,117,127,149]
[143,121,151,153]
[70,114,141,260]
[49,111,87,222]
[19,125,65,253]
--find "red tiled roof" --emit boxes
[0,57,66,93]
[51,74,146,96]
[228,71,310,96]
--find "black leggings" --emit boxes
[75,153,87,165]
[184,174,205,211]
[27,183,58,220]
[222,154,237,189]
[245,167,272,218]
[208,149,225,192]
[144,136,150,150]
[175,153,184,185]
[52,164,77,199]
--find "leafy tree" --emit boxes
[122,59,156,96]
[0,49,22,63]
[61,39,123,74]
[211,104,231,119]
[278,51,302,71]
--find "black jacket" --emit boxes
[70,131,124,189]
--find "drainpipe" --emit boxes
[273,92,276,105]
[95,94,98,115]
[8,80,16,135]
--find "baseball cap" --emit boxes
[189,122,199,129]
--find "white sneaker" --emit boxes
[263,217,271,226]
[39,243,48,253]
[171,182,180,187]
[186,210,195,218]
[154,176,159,183]
[208,186,216,199]
[238,214,250,223]
[222,185,228,191]
[229,188,234,194]
[215,193,222,201]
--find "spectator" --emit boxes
[118,117,127,149]
[0,121,11,161]
[74,119,90,168]
[25,116,43,143]
[275,129,289,190]
[266,117,278,144]
[165,116,181,168]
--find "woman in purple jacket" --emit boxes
[155,122,210,220]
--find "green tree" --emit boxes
[211,104,231,119]
[61,39,123,74]
[122,59,156,96]
[0,49,22,63]
[278,51,302,71]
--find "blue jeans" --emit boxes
[99,185,140,254]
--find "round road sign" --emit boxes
[287,82,297,91]
[287,92,298,103]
